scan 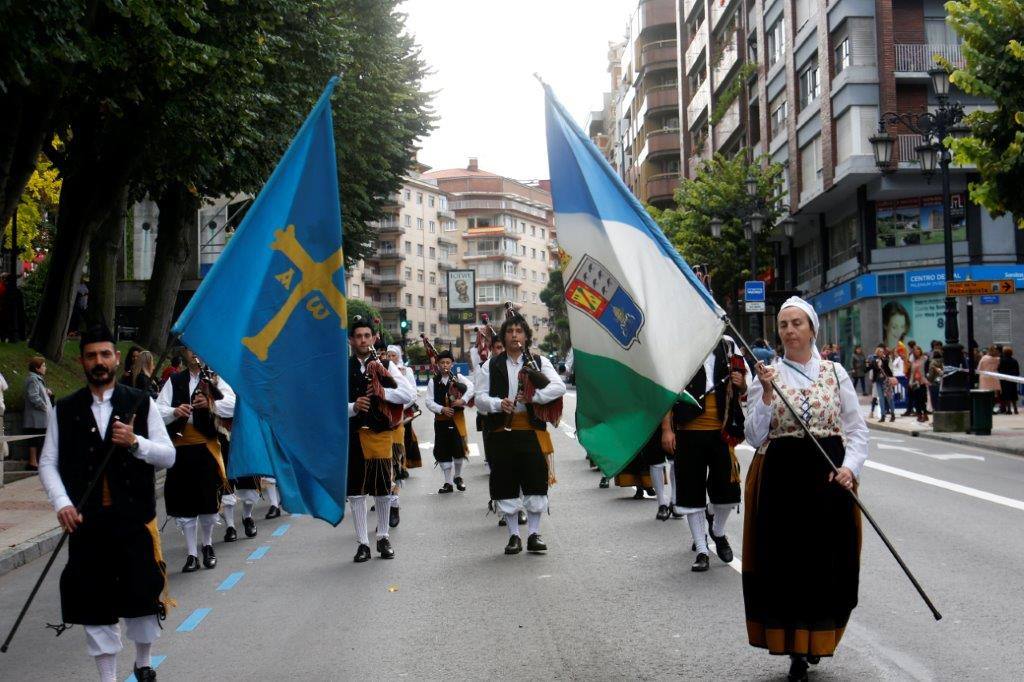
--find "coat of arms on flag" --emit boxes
[564,254,644,349]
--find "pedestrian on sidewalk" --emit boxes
[0,369,8,461]
[744,297,868,682]
[909,345,930,422]
[978,346,1002,411]
[131,350,160,399]
[997,346,1019,415]
[120,345,143,387]
[37,324,175,682]
[850,345,868,396]
[892,345,912,416]
[926,350,944,412]
[23,356,52,471]
[870,346,896,422]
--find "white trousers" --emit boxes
[84,615,161,657]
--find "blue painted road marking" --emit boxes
[125,655,166,681]
[272,524,290,537]
[176,608,212,632]
[248,546,270,561]
[217,572,245,591]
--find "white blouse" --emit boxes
[745,355,870,479]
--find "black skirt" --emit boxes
[742,435,861,657]
[433,418,467,463]
[347,429,393,497]
[404,423,422,469]
[487,429,549,500]
[674,429,741,508]
[61,509,164,625]
[165,444,223,517]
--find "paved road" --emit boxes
[1,390,1023,680]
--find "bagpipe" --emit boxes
[420,334,466,410]
[501,302,563,429]
[354,316,403,430]
[474,312,495,365]
[169,361,225,438]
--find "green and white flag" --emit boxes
[543,84,724,476]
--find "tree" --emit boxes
[649,151,784,314]
[539,268,571,352]
[3,154,60,260]
[945,0,1024,226]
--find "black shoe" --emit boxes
[632,487,644,500]
[133,665,157,682]
[182,555,200,573]
[389,506,400,528]
[710,532,733,563]
[527,533,547,553]
[376,537,395,559]
[518,510,527,525]
[438,483,454,494]
[505,535,523,555]
[243,517,257,538]
[788,655,809,681]
[396,467,409,480]
[656,504,671,521]
[598,476,610,489]
[201,545,217,569]
[224,526,237,543]
[454,476,466,492]
[265,505,281,520]
[890,414,896,422]
[691,553,709,572]
[353,544,371,563]
[644,487,656,498]
[498,516,507,527]
[670,506,684,519]
[806,655,821,666]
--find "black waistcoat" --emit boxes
[349,355,393,432]
[56,385,155,523]
[433,374,468,410]
[486,352,545,430]
[680,341,731,423]
[168,369,218,438]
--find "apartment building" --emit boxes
[598,0,1022,352]
[345,164,461,344]
[424,159,558,349]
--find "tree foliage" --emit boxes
[649,151,784,307]
[3,154,59,259]
[539,267,571,352]
[945,0,1024,224]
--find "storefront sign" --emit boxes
[876,194,966,248]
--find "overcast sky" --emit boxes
[399,0,636,182]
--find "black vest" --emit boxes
[433,374,468,411]
[485,352,546,431]
[56,384,155,523]
[680,341,733,424]
[349,355,393,432]
[168,369,218,438]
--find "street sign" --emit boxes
[744,280,766,302]
[945,279,1016,297]
[980,295,1000,305]
[446,269,476,324]
[745,301,766,313]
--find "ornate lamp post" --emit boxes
[869,66,972,412]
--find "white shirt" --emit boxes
[474,354,566,414]
[468,347,483,374]
[347,356,416,418]
[156,370,236,425]
[890,356,905,378]
[398,365,417,409]
[39,388,176,512]
[744,356,869,479]
[425,374,475,414]
[699,338,751,395]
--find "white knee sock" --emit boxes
[453,459,464,478]
[650,464,669,506]
[668,461,678,507]
[389,493,400,509]
[374,496,390,539]
[526,511,542,535]
[687,511,709,555]
[441,462,454,485]
[349,496,369,545]
[505,513,520,537]
[180,518,198,557]
[242,500,255,519]
[135,642,152,668]
[711,504,733,537]
[265,479,281,507]
[199,514,217,547]
[222,499,236,529]
[94,653,117,682]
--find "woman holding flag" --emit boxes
[742,297,869,681]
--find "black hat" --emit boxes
[79,323,116,354]
[437,350,454,362]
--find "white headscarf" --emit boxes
[779,296,821,360]
[386,344,404,365]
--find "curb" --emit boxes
[0,472,167,578]
[866,420,1024,457]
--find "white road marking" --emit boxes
[418,442,432,449]
[865,460,1024,511]
[876,442,985,462]
[560,424,577,439]
[870,436,906,443]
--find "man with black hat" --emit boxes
[38,325,175,682]
[425,349,473,493]
[156,348,235,573]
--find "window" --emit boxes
[531,248,536,259]
[404,293,412,304]
[430,324,437,334]
[530,226,536,236]
[429,220,435,233]
[795,241,822,284]
[800,136,823,197]
[429,297,436,310]
[521,291,528,302]
[443,220,457,232]
[416,192,423,204]
[404,241,411,254]
[795,0,816,30]
[770,97,788,138]
[520,245,526,256]
[829,215,860,267]
[531,270,537,282]
[876,273,905,295]
[429,272,436,284]
[924,18,962,45]
[351,284,360,298]
[404,267,412,280]
[834,38,850,75]
[404,215,411,227]
[380,241,396,253]
[799,58,820,109]
[417,295,424,308]
[417,269,424,282]
[418,322,425,333]
[541,251,546,262]
[428,246,436,259]
[404,189,411,200]
[417,244,424,256]
[428,195,435,207]
[767,20,785,67]
[417,218,423,230]
[540,227,545,239]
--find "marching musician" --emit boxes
[385,344,417,529]
[474,311,565,555]
[347,318,414,563]
[156,347,235,574]
[425,350,473,494]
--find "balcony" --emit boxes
[713,98,741,146]
[641,39,678,72]
[640,0,676,33]
[646,172,680,204]
[644,83,678,112]
[646,128,681,158]
[436,207,455,219]
[463,248,522,261]
[684,23,707,68]
[437,234,458,246]
[448,198,547,220]
[437,259,457,270]
[375,221,405,235]
[687,80,710,123]
[378,274,402,287]
[463,226,521,240]
[547,239,559,252]
[375,301,402,313]
[475,274,522,286]
[376,250,404,262]
[361,271,381,286]
[382,193,404,208]
[894,44,964,74]
[712,43,739,91]
[682,0,701,22]
[711,0,737,32]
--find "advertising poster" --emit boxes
[880,294,946,350]
[446,269,476,324]
[876,194,965,247]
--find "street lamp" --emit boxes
[709,217,723,238]
[869,65,969,413]
[782,217,797,238]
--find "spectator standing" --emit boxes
[909,345,930,422]
[120,345,142,386]
[751,338,775,365]
[871,346,896,422]
[891,346,909,415]
[850,346,868,396]
[978,345,1002,411]
[132,350,160,399]
[926,351,944,412]
[161,355,182,386]
[0,370,8,461]
[997,347,1019,414]
[23,356,53,470]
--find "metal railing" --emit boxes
[894,44,964,73]
[448,198,547,220]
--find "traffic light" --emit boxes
[399,308,410,336]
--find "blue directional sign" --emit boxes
[745,280,766,302]
[980,295,1000,305]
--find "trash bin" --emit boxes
[970,389,995,435]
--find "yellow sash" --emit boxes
[437,410,470,454]
[392,423,405,446]
[175,424,229,489]
[686,393,723,431]
[502,411,554,456]
[358,428,393,460]
[145,517,177,613]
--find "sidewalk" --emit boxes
[859,395,1024,456]
[0,471,166,577]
